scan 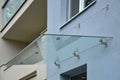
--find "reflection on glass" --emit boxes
[46,34,112,63]
[5,34,112,68]
[6,43,43,68]
[3,0,25,26]
[69,0,96,18]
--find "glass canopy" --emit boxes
[5,34,112,68]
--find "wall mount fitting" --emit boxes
[99,39,108,47]
[54,59,60,68]
[105,4,109,11]
[73,48,80,59]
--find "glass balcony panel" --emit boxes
[3,0,25,26]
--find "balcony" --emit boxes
[4,34,112,70]
[1,0,47,43]
[2,0,26,27]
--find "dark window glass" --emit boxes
[70,0,79,18]
[69,0,95,19]
[71,72,87,80]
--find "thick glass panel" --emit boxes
[5,36,48,68]
[46,34,112,63]
[3,0,25,26]
[5,34,112,69]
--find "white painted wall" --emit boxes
[0,61,46,80]
[0,38,28,65]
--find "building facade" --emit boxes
[0,0,120,80]
[47,0,120,80]
[0,0,47,80]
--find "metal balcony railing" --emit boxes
[2,0,26,28]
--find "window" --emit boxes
[2,0,9,9]
[68,0,95,19]
[61,64,87,80]
[71,72,86,80]
[2,0,26,28]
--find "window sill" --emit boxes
[60,0,97,30]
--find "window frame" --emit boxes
[19,71,37,80]
[70,72,87,80]
[60,64,87,80]
[1,0,27,32]
[60,0,96,30]
[2,0,9,9]
[68,0,96,19]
